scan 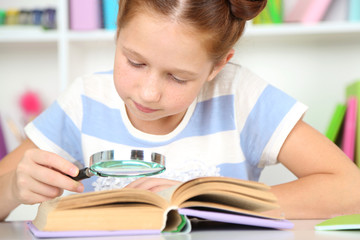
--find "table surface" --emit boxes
[1,220,359,240]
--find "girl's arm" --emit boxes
[0,139,83,221]
[271,119,360,219]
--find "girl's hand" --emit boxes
[125,177,182,192]
[11,148,84,205]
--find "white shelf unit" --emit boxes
[2,20,360,87]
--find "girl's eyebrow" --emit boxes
[122,47,145,60]
[122,46,198,77]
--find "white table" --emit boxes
[1,220,359,240]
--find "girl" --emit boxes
[1,0,360,221]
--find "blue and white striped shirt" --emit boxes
[25,63,307,192]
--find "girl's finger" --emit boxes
[126,177,181,191]
[148,184,177,193]
[17,174,63,200]
[125,177,150,188]
[25,149,79,177]
[30,163,83,193]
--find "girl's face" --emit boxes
[113,12,224,134]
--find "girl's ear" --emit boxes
[207,49,235,82]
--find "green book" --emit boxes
[325,103,346,143]
[315,214,360,231]
[346,80,360,167]
[253,6,273,24]
[253,0,283,24]
[268,0,283,24]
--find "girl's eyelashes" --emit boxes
[127,57,187,84]
[169,74,187,84]
[127,58,145,68]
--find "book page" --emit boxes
[171,176,279,215]
[56,188,168,210]
[156,184,181,202]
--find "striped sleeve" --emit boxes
[236,67,307,168]
[24,78,85,166]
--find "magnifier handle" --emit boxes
[69,168,94,181]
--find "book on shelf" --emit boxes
[0,115,7,160]
[325,103,346,144]
[28,176,293,238]
[341,97,357,161]
[323,0,348,22]
[102,0,118,30]
[346,81,360,167]
[69,0,101,30]
[69,0,118,31]
[253,0,283,24]
[349,0,360,22]
[285,0,333,24]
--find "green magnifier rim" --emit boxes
[91,160,166,177]
[89,150,166,178]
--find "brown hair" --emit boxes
[117,0,266,63]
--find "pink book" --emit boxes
[342,97,358,161]
[69,0,101,30]
[285,0,333,24]
[0,116,7,160]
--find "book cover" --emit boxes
[268,0,283,24]
[349,0,360,22]
[341,97,357,161]
[325,103,346,143]
[285,0,333,24]
[346,81,360,167]
[315,214,360,231]
[27,222,161,238]
[253,0,282,24]
[323,0,348,22]
[102,0,118,30]
[69,0,101,30]
[0,115,7,160]
[253,6,273,24]
[28,177,293,237]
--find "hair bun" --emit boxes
[228,0,267,20]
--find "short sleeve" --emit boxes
[235,67,308,169]
[24,78,85,167]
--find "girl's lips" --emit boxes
[134,101,158,113]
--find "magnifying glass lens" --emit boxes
[70,150,166,181]
[91,160,165,177]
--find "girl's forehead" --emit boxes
[123,12,211,54]
[118,12,214,75]
[120,12,208,54]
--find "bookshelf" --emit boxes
[2,21,360,89]
[1,0,360,92]
[246,21,360,36]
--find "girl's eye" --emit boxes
[169,74,187,84]
[128,59,145,68]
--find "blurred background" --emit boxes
[1,0,360,221]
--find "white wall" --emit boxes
[235,33,360,186]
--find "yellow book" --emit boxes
[30,177,293,236]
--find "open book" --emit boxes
[29,176,293,237]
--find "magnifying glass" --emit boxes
[70,149,166,181]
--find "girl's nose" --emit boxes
[140,74,161,103]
